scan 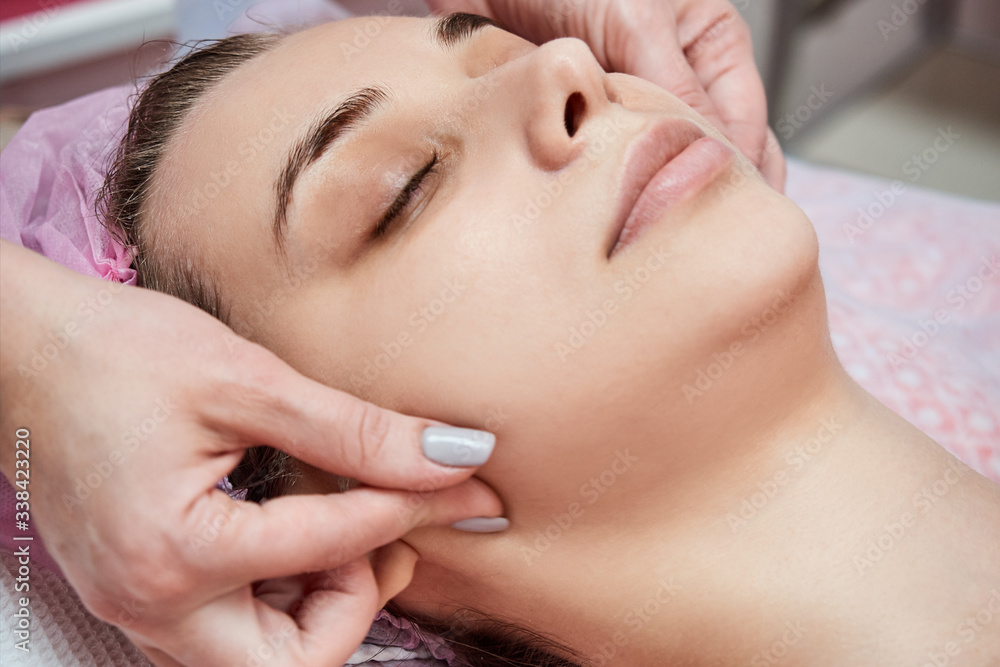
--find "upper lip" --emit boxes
[607,118,706,256]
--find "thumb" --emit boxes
[205,476,504,587]
[759,127,787,193]
[627,42,726,139]
[204,343,496,491]
[294,558,383,666]
[598,1,729,139]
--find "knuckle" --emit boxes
[343,401,394,471]
[226,342,283,391]
[688,8,750,60]
[208,344,287,413]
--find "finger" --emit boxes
[676,1,768,167]
[296,558,381,666]
[203,343,496,491]
[252,573,309,615]
[372,540,420,609]
[601,2,730,138]
[759,127,787,193]
[204,476,503,586]
[159,567,377,667]
[233,562,383,667]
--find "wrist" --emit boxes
[0,242,95,464]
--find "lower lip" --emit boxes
[611,137,734,255]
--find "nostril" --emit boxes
[564,92,586,138]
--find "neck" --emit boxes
[396,270,1000,665]
[554,364,1000,666]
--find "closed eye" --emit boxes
[373,152,440,239]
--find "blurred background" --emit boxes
[1,0,997,200]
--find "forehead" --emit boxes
[147,17,433,290]
[177,16,437,165]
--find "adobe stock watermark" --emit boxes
[682,290,794,403]
[887,255,998,369]
[241,623,297,667]
[512,115,629,233]
[750,620,807,666]
[775,84,834,141]
[228,233,340,339]
[556,245,671,362]
[189,501,243,554]
[176,106,293,221]
[337,0,405,62]
[3,0,73,53]
[920,589,1000,667]
[877,0,929,40]
[113,598,146,629]
[591,578,681,666]
[852,457,967,576]
[15,281,127,379]
[726,417,844,532]
[348,277,468,391]
[716,146,773,202]
[843,126,960,244]
[60,397,178,512]
[520,449,638,564]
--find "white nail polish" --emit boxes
[452,517,510,533]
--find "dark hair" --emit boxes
[97,26,584,667]
[97,31,289,326]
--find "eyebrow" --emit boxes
[271,13,501,251]
[431,11,500,47]
[272,86,389,250]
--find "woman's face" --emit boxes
[151,12,820,603]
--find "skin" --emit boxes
[147,16,1000,666]
[429,0,786,186]
[0,240,503,667]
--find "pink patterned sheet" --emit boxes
[792,162,1000,483]
[1,87,998,665]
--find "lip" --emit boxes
[607,119,733,257]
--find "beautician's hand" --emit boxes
[0,241,503,666]
[427,0,786,190]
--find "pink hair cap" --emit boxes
[1,85,137,285]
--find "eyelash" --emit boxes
[373,152,440,239]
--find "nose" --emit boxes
[509,38,616,172]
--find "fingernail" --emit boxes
[421,426,495,467]
[452,517,510,533]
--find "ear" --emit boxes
[372,540,420,609]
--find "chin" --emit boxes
[753,194,822,308]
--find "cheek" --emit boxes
[346,235,583,427]
[631,179,819,350]
[340,184,604,428]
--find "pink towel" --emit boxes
[788,160,1000,483]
